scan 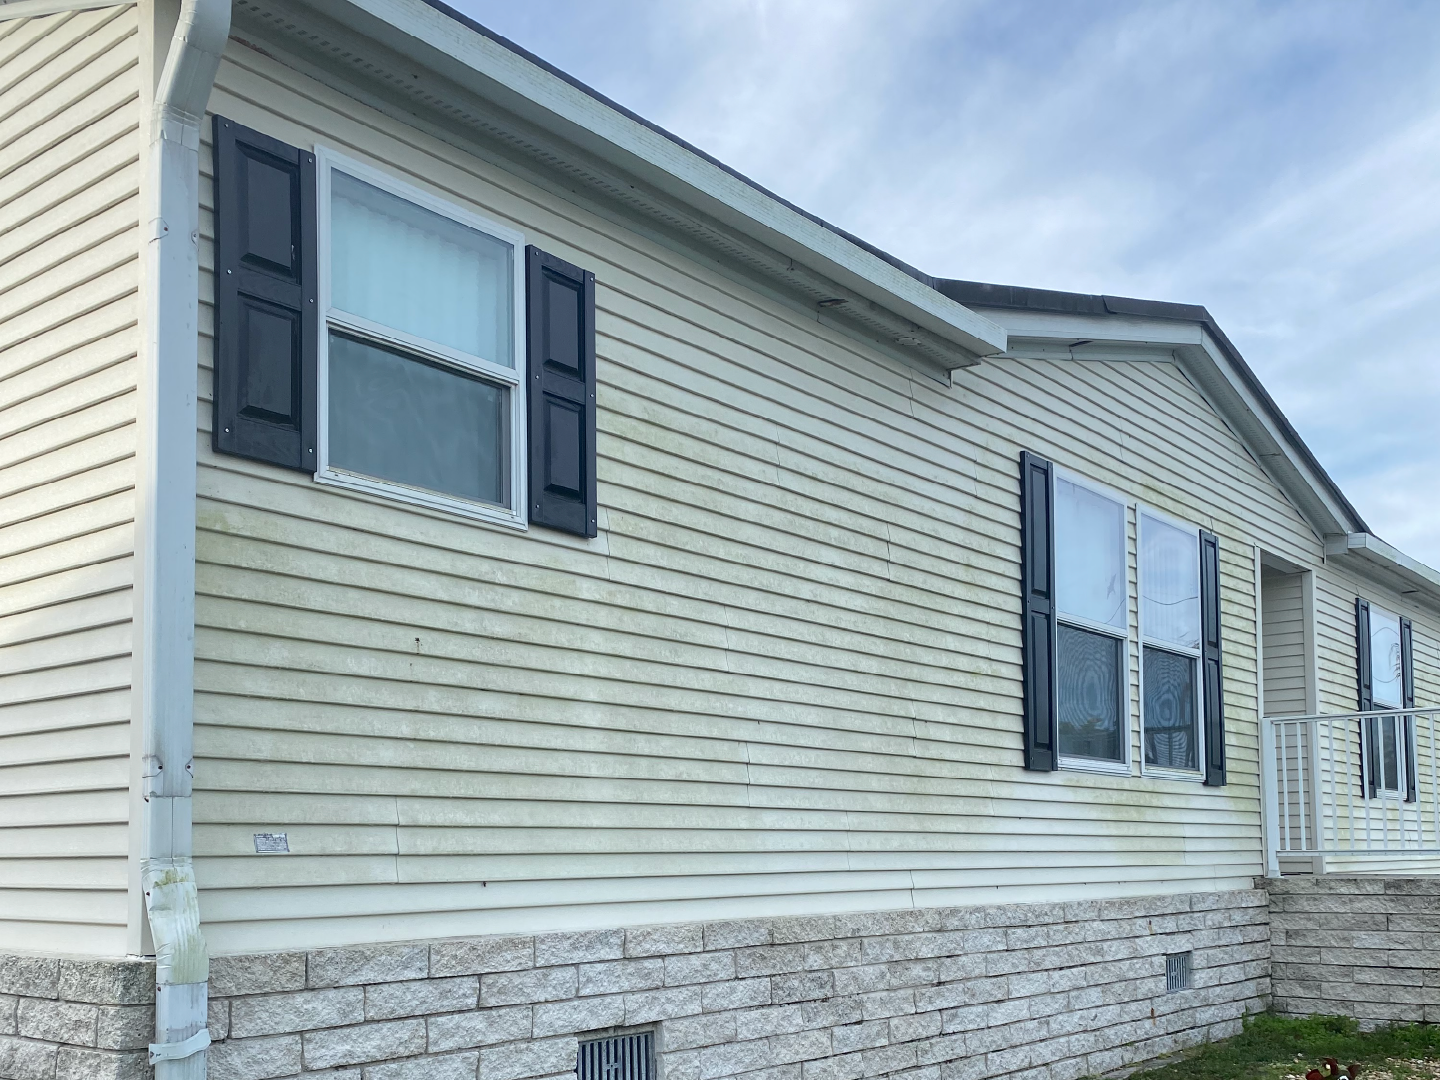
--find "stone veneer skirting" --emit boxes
[1,889,1270,1080]
[1267,875,1440,1028]
[0,954,155,1080]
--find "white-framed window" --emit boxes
[1139,508,1204,779]
[315,149,528,528]
[1053,469,1131,772]
[1368,603,1405,792]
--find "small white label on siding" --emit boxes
[254,832,290,854]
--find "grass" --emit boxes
[1125,1015,1440,1080]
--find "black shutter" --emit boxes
[212,116,317,471]
[1199,529,1226,787]
[1402,616,1416,802]
[526,246,597,537]
[1356,598,1377,799]
[1019,452,1058,771]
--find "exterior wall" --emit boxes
[0,4,142,957]
[1267,875,1440,1028]
[0,952,154,1080]
[184,31,1289,955]
[1261,571,1307,718]
[195,890,1268,1080]
[1310,565,1440,718]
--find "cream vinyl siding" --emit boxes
[187,36,1395,954]
[1262,571,1309,717]
[0,4,140,956]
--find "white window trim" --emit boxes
[1137,504,1205,782]
[1052,466,1133,775]
[314,147,529,530]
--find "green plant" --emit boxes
[1120,1014,1440,1080]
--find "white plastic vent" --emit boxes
[1165,951,1192,993]
[577,1032,653,1080]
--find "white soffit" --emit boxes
[237,0,1008,378]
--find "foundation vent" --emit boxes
[578,1031,654,1080]
[1165,951,1193,993]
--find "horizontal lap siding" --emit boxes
[194,39,1317,954]
[0,6,139,956]
[1262,573,1307,717]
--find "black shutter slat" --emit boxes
[1200,529,1226,787]
[1402,616,1417,802]
[212,115,317,472]
[1019,452,1057,771]
[1356,598,1377,799]
[526,246,597,537]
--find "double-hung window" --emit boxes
[1139,510,1203,777]
[317,153,527,526]
[1053,472,1129,769]
[1020,450,1226,784]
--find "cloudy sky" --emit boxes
[451,0,1440,566]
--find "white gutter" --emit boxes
[134,0,229,1078]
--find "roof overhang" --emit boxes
[227,0,1007,381]
[962,302,1364,534]
[1324,533,1440,610]
[939,283,1440,610]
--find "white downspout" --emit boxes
[136,1,229,1078]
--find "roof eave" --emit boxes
[942,278,1370,539]
[269,0,1008,370]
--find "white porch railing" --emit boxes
[1261,709,1440,874]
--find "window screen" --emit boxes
[1143,646,1198,771]
[1058,625,1125,762]
[328,333,509,506]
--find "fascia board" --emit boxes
[966,307,1357,539]
[1180,329,1357,536]
[301,0,1008,361]
[971,307,1205,347]
[1325,533,1440,606]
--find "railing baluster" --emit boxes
[1280,723,1292,852]
[1345,720,1355,854]
[1323,719,1333,852]
[1422,720,1434,852]
[1297,722,1308,852]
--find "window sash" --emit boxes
[1051,469,1132,773]
[1053,471,1128,631]
[1056,619,1130,770]
[1138,506,1205,778]
[314,148,528,528]
[1142,644,1201,773]
[1369,604,1403,710]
